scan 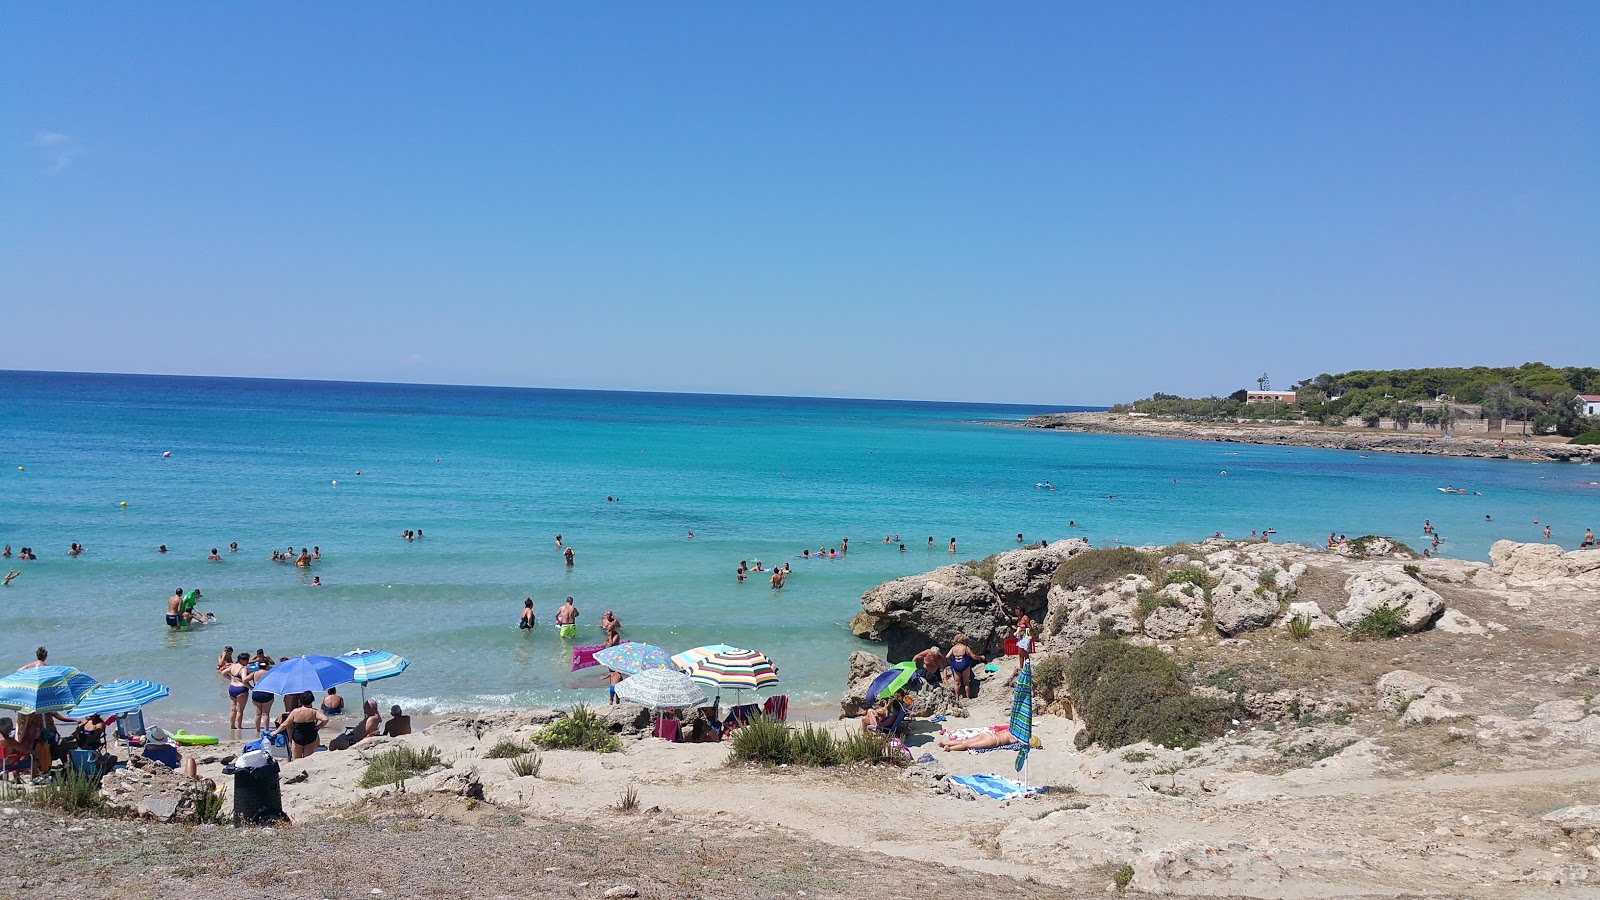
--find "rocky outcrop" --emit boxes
[1490,541,1600,587]
[1043,577,1145,652]
[101,755,219,823]
[1210,571,1279,636]
[989,539,1090,614]
[1337,568,1445,632]
[854,566,1002,661]
[1281,600,1338,630]
[1376,670,1465,725]
[837,650,966,718]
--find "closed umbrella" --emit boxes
[866,661,920,703]
[614,668,708,710]
[594,643,674,675]
[0,665,99,714]
[66,679,170,717]
[252,655,357,696]
[1011,661,1035,775]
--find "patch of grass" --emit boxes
[27,768,105,814]
[1402,564,1421,579]
[509,751,543,778]
[533,704,622,753]
[1350,605,1407,641]
[1202,667,1246,694]
[1348,535,1416,558]
[1053,547,1161,591]
[193,784,227,824]
[1122,751,1150,763]
[791,723,841,767]
[1113,862,1135,890]
[727,717,793,766]
[1257,569,1277,588]
[615,783,639,813]
[836,730,906,766]
[485,739,534,759]
[1162,566,1214,589]
[1286,613,1313,641]
[358,745,445,788]
[1068,638,1230,751]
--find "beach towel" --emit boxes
[948,774,1041,801]
[570,644,606,671]
[971,742,1025,754]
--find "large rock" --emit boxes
[1211,571,1280,636]
[855,566,1004,661]
[1490,541,1600,586]
[1141,584,1206,640]
[1043,577,1147,652]
[839,659,966,719]
[1280,600,1338,630]
[101,755,217,823]
[845,650,889,687]
[1336,567,1445,632]
[1375,670,1465,725]
[988,539,1090,614]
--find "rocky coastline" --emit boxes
[1017,410,1600,462]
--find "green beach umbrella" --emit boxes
[1010,661,1035,774]
[865,661,919,703]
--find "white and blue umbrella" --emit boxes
[339,649,410,684]
[614,668,709,711]
[252,655,357,696]
[0,665,99,714]
[66,679,170,717]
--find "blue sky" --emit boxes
[3,4,1595,405]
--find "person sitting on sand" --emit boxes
[947,634,984,698]
[320,687,344,717]
[330,700,382,751]
[385,705,411,736]
[272,692,328,760]
[688,706,722,743]
[862,691,910,736]
[937,728,1019,751]
[1,717,32,783]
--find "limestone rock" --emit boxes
[596,704,651,735]
[1337,567,1444,632]
[1376,670,1465,724]
[1490,541,1600,587]
[1043,577,1146,652]
[101,755,214,823]
[987,539,1090,614]
[1211,571,1279,636]
[1434,608,1487,635]
[1280,601,1337,630]
[846,650,889,688]
[856,566,1004,661]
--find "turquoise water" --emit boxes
[3,371,1598,727]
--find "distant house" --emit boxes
[1245,390,1297,405]
[1579,394,1600,417]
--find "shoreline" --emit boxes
[1015,411,1600,462]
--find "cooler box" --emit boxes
[1003,637,1019,657]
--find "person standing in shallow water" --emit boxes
[519,598,536,631]
[563,546,574,567]
[555,597,579,639]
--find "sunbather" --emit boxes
[862,692,909,736]
[937,728,1017,751]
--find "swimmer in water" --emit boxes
[928,537,934,548]
[158,545,168,554]
[899,544,906,552]
[737,561,747,582]
[949,538,956,554]
[1544,525,1552,539]
[1017,533,1024,543]
[564,546,575,567]
[311,576,321,586]
[520,598,536,630]
[3,570,18,586]
[802,549,810,559]
[229,541,239,553]
[687,530,694,539]
[208,548,221,561]
[555,534,563,549]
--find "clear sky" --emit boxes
[3,4,1595,405]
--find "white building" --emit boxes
[1579,394,1600,417]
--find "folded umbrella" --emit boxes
[252,655,357,696]
[66,679,170,717]
[0,665,99,714]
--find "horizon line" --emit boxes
[0,368,1109,411]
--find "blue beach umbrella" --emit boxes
[866,662,920,704]
[1010,661,1035,774]
[66,679,170,718]
[594,643,674,676]
[0,665,100,714]
[252,655,357,696]
[339,650,410,685]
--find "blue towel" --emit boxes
[930,714,947,723]
[949,774,1040,801]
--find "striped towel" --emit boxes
[948,774,1041,801]
[570,644,607,671]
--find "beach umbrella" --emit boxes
[594,643,674,676]
[339,649,410,703]
[66,679,169,718]
[670,644,738,672]
[252,655,357,696]
[614,668,709,710]
[0,665,99,714]
[1010,661,1035,775]
[684,647,780,698]
[866,661,920,704]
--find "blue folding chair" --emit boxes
[114,709,146,745]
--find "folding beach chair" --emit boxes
[114,709,146,746]
[761,695,789,722]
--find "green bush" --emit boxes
[835,730,904,766]
[1053,548,1161,591]
[1350,605,1407,640]
[359,746,445,788]
[727,717,793,765]
[1068,638,1229,751]
[1162,567,1214,590]
[193,784,227,824]
[485,739,534,759]
[1133,591,1179,625]
[1113,863,1135,890]
[1286,614,1313,641]
[533,704,622,753]
[1347,535,1416,558]
[509,751,542,778]
[1570,431,1600,445]
[964,555,999,583]
[791,723,841,767]
[1031,653,1070,699]
[27,768,105,814]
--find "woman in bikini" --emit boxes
[272,691,328,760]
[225,651,251,732]
[249,662,276,732]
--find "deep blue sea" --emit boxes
[3,371,1598,727]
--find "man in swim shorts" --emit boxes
[166,588,185,629]
[555,596,579,638]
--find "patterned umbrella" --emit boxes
[1010,661,1034,773]
[684,647,780,693]
[0,665,100,714]
[614,668,709,710]
[670,644,739,672]
[594,643,674,675]
[339,649,410,684]
[252,655,357,695]
[66,679,170,717]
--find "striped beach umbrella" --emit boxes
[614,668,708,710]
[684,648,780,694]
[1010,661,1035,774]
[670,644,738,672]
[66,679,170,717]
[0,665,100,714]
[594,643,674,676]
[339,649,410,684]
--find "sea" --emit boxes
[3,370,1598,728]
